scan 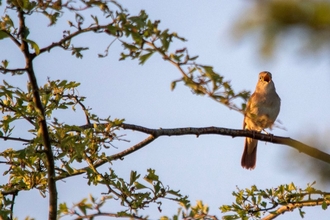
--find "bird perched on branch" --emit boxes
[241,71,281,170]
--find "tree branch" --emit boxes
[35,24,112,58]
[0,67,27,75]
[18,10,58,220]
[118,123,330,165]
[73,212,146,220]
[0,101,35,125]
[0,135,31,143]
[262,199,330,220]
[63,94,91,125]
[55,134,156,181]
[0,30,21,48]
[9,193,16,220]
[55,122,330,183]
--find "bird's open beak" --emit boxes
[264,74,271,83]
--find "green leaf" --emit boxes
[167,189,182,197]
[0,31,9,40]
[24,39,40,55]
[260,201,267,208]
[171,81,176,91]
[106,25,119,35]
[134,182,147,190]
[144,169,159,183]
[322,201,328,210]
[139,52,154,65]
[64,163,74,174]
[1,60,8,68]
[58,203,69,214]
[129,170,140,185]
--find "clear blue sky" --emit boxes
[1,0,330,219]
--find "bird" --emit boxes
[241,71,281,170]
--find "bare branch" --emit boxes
[107,134,156,161]
[55,122,330,183]
[35,24,113,58]
[73,212,146,220]
[0,67,27,75]
[118,123,330,165]
[0,135,31,143]
[9,193,16,220]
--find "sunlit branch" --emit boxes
[263,199,330,220]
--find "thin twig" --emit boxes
[63,94,91,125]
[10,193,16,220]
[0,67,27,74]
[0,30,21,48]
[35,24,114,58]
[0,135,31,143]
[73,212,146,220]
[55,135,156,181]
[0,102,35,125]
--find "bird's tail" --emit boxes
[241,137,258,170]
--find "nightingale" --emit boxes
[241,71,281,170]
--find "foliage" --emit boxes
[220,182,330,220]
[58,169,189,219]
[0,0,248,219]
[234,0,330,57]
[1,0,330,219]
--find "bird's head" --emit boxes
[259,71,272,83]
[256,71,275,92]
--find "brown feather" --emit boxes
[241,138,258,170]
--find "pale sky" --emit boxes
[1,0,330,219]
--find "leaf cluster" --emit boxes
[58,169,189,219]
[220,182,330,219]
[234,0,330,57]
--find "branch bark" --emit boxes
[262,199,330,220]
[58,122,330,182]
[35,24,113,58]
[18,10,58,220]
[0,67,27,74]
[118,123,330,165]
